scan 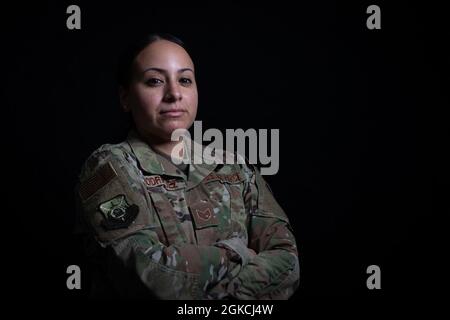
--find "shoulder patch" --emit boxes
[98,195,139,230]
[79,162,117,202]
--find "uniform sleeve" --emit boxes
[75,147,242,300]
[211,165,300,300]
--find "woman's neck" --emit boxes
[151,140,182,158]
[139,131,185,162]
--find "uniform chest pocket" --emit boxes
[187,178,248,245]
[147,190,188,246]
[208,179,249,242]
[206,179,246,217]
[185,184,231,245]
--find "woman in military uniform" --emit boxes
[76,33,299,299]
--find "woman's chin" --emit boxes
[162,120,190,134]
[158,124,188,140]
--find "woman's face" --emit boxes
[122,40,198,142]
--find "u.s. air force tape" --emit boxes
[79,162,117,201]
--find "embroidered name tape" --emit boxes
[144,175,183,191]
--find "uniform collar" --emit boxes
[126,129,218,189]
[126,130,166,175]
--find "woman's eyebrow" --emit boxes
[178,68,195,74]
[142,67,194,74]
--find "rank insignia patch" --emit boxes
[98,195,139,230]
[196,208,212,221]
[189,202,218,229]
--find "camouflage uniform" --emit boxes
[75,130,299,299]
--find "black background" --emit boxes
[3,0,448,303]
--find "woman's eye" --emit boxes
[145,78,164,86]
[179,78,193,85]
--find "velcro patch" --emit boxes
[99,194,139,230]
[79,162,117,201]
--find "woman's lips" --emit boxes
[160,110,186,118]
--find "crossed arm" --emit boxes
[77,152,299,299]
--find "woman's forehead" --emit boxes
[134,40,194,71]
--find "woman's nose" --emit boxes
[163,81,182,102]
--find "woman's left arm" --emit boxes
[208,166,300,300]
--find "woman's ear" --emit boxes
[119,86,131,112]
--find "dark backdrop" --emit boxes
[4,1,448,302]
